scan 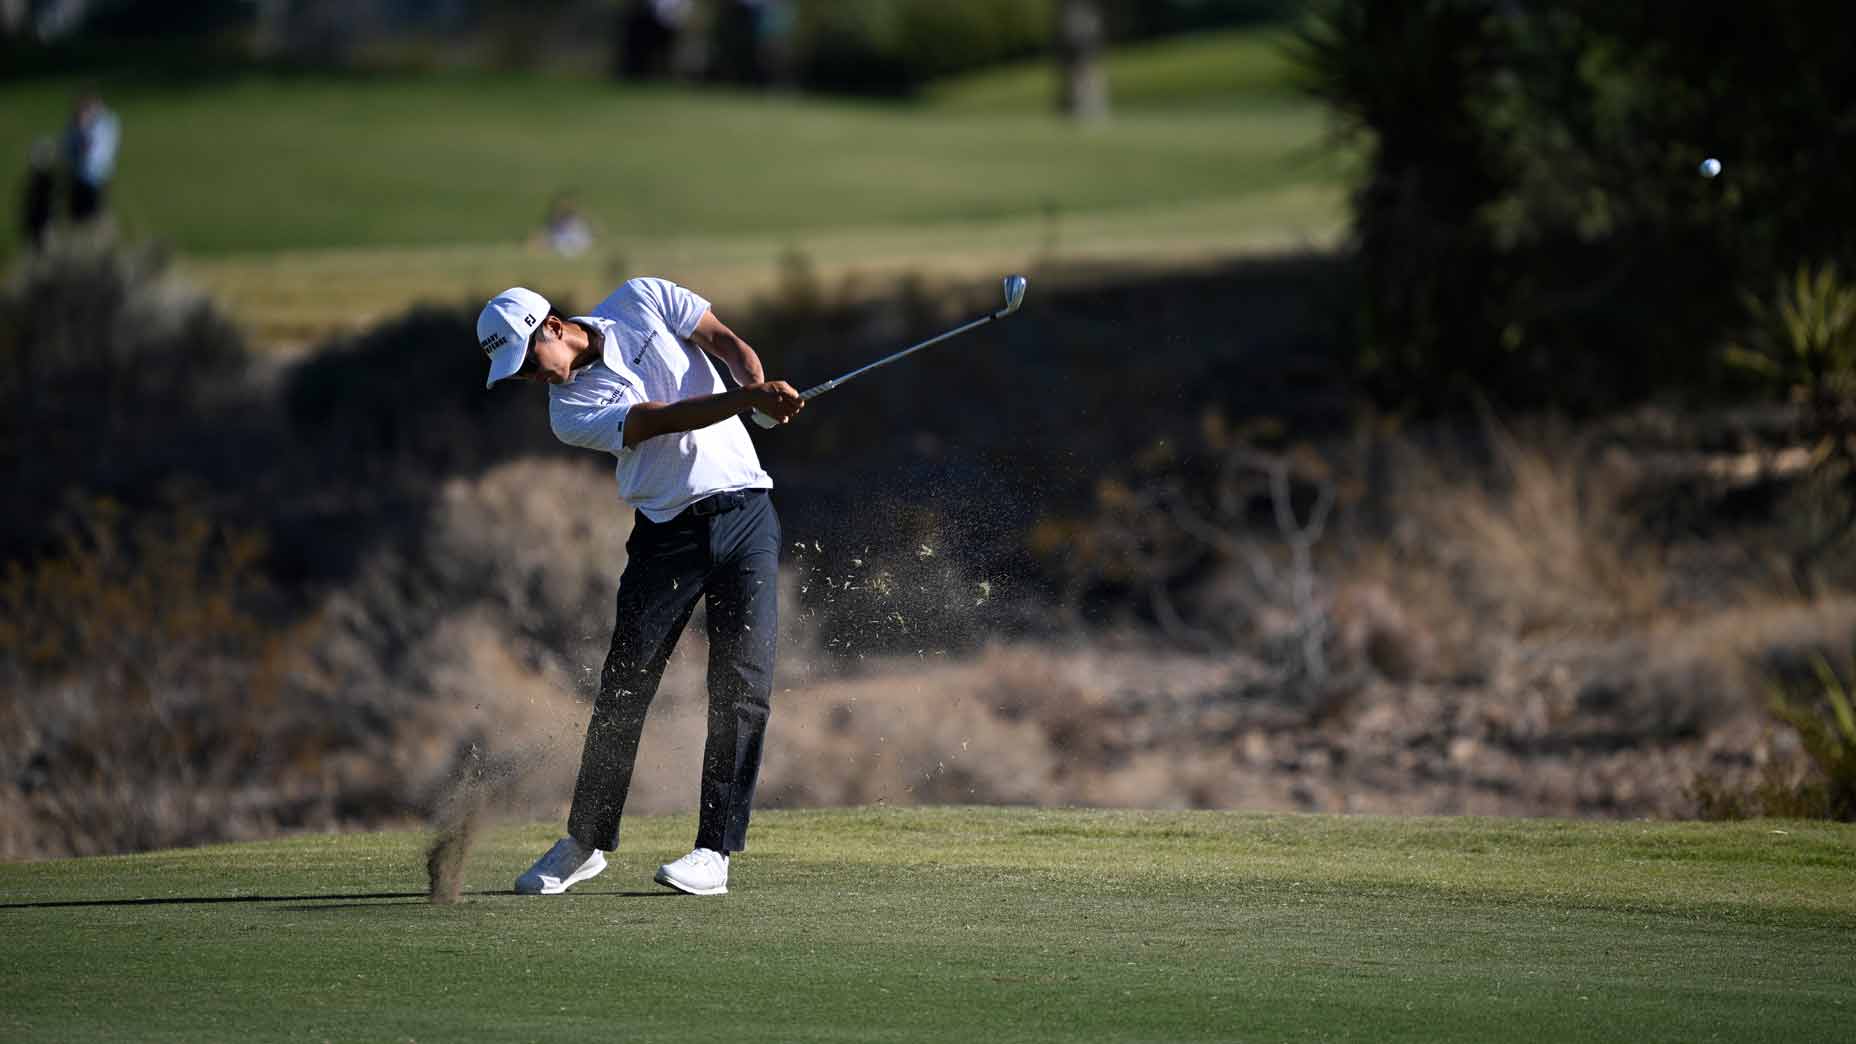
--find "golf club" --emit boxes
[751,274,1029,429]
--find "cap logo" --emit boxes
[480,332,508,355]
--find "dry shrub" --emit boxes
[1562,601,1856,746]
[303,458,636,827]
[422,456,633,639]
[316,456,633,657]
[1049,412,1673,689]
[760,648,1062,807]
[1332,419,1856,765]
[1386,417,1667,641]
[0,237,248,557]
[320,436,1856,832]
[0,458,645,859]
[757,645,1268,811]
[0,498,333,859]
[1328,579,1438,683]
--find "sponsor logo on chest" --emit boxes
[630,330,689,381]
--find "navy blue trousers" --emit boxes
[567,489,780,854]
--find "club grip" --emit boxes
[751,409,779,429]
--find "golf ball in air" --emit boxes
[1699,158,1722,178]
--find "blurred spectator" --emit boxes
[715,0,793,86]
[754,0,795,87]
[21,137,56,251]
[64,91,120,224]
[534,192,594,257]
[619,0,692,80]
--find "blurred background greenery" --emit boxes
[1,2,1340,344]
[3,1,1854,857]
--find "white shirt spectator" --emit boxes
[549,278,771,522]
[68,104,119,188]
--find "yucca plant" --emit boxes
[1767,645,1856,821]
[1724,263,1856,590]
[1726,261,1856,412]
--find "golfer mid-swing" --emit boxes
[479,278,804,896]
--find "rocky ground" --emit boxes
[448,623,1829,833]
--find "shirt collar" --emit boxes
[570,315,644,387]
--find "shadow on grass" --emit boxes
[0,890,679,910]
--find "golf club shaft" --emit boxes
[750,313,998,429]
[750,274,1026,430]
[815,313,997,393]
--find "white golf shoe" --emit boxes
[515,837,607,895]
[654,848,729,896]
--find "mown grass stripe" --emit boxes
[2,808,1851,1042]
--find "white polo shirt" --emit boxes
[548,278,772,522]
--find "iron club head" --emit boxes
[999,275,1028,317]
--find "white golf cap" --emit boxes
[478,286,551,389]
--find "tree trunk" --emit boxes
[248,0,290,60]
[0,0,29,40]
[1057,0,1109,121]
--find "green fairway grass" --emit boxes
[2,67,1345,345]
[181,184,1343,347]
[0,75,1335,257]
[2,809,1852,1042]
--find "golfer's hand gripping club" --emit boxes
[746,380,830,428]
[743,380,806,426]
[751,274,1028,430]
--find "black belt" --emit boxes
[683,488,764,518]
